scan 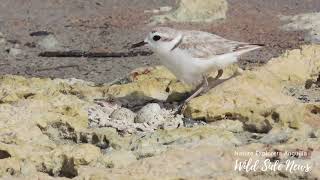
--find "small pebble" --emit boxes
[38,35,60,50]
[110,108,136,123]
[8,48,22,56]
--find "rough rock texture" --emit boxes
[151,0,228,23]
[76,128,320,180]
[281,13,320,44]
[105,66,192,103]
[0,76,110,178]
[0,76,102,130]
[88,102,183,134]
[0,46,320,179]
[186,45,320,131]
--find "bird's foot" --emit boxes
[174,102,187,115]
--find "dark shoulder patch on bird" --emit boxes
[170,36,183,51]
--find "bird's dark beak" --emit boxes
[130,41,147,49]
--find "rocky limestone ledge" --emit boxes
[0,45,320,179]
[105,66,192,103]
[0,75,104,131]
[150,0,228,23]
[185,45,320,132]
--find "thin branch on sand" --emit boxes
[39,50,153,58]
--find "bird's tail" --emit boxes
[234,43,264,56]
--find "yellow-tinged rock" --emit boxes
[166,81,192,102]
[105,66,192,101]
[75,127,133,152]
[102,150,137,168]
[36,144,104,177]
[64,144,101,166]
[105,65,238,102]
[186,45,320,124]
[106,78,171,101]
[0,75,104,104]
[0,158,22,177]
[0,75,114,177]
[151,0,228,23]
[0,45,319,179]
[0,75,107,131]
[0,96,89,130]
[130,126,241,158]
[128,66,176,82]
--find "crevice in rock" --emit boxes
[78,132,110,149]
[38,157,78,179]
[0,150,11,159]
[52,122,77,141]
[310,106,320,115]
[182,117,206,128]
[38,122,113,151]
[305,79,314,89]
[212,112,272,133]
[99,136,110,149]
[278,171,289,178]
[284,85,320,103]
[59,88,86,100]
[23,93,35,99]
[136,153,154,160]
[316,73,320,86]
[37,122,77,144]
[271,112,280,123]
[6,167,16,175]
[243,120,273,134]
[250,134,263,140]
[59,157,78,178]
[37,163,55,177]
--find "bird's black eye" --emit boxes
[153,35,161,41]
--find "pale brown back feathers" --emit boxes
[152,27,263,59]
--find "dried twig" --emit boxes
[30,31,52,36]
[39,50,153,58]
[36,64,80,72]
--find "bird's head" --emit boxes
[131,27,182,52]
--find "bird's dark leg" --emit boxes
[184,75,208,103]
[205,69,223,92]
[175,69,225,115]
[176,75,208,114]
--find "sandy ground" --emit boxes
[0,0,320,83]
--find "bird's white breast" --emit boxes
[154,46,239,87]
[155,50,207,86]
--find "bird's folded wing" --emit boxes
[178,31,259,59]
